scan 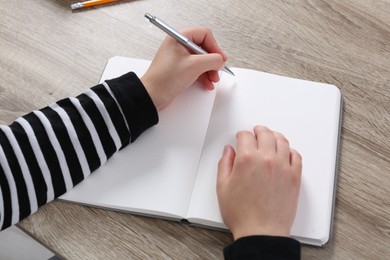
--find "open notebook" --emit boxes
[61,57,343,246]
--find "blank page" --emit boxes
[187,67,342,246]
[61,57,217,218]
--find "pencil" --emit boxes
[71,0,119,10]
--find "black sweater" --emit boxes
[0,72,300,259]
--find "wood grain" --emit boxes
[1,0,389,259]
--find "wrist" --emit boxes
[232,226,291,241]
[140,75,168,110]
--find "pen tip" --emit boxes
[223,67,235,76]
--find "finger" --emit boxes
[290,149,302,189]
[197,74,215,90]
[217,145,236,186]
[208,70,220,83]
[181,27,228,61]
[290,149,303,177]
[191,54,224,90]
[236,131,257,153]
[274,132,290,160]
[191,53,225,75]
[253,125,276,152]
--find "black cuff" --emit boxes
[105,72,159,142]
[224,236,301,260]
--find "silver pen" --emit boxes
[145,13,235,76]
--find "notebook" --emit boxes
[61,56,343,246]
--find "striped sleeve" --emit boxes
[0,72,158,231]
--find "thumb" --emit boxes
[217,145,235,188]
[191,53,225,75]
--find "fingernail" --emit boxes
[223,145,228,155]
[223,145,231,156]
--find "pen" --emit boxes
[145,13,235,76]
[71,0,118,10]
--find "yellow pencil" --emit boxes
[71,0,119,10]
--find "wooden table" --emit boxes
[1,0,389,259]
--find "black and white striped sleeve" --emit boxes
[0,72,158,231]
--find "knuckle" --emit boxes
[294,149,303,160]
[203,27,212,34]
[236,150,255,165]
[236,130,251,138]
[254,125,270,134]
[262,155,276,170]
[275,132,289,145]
